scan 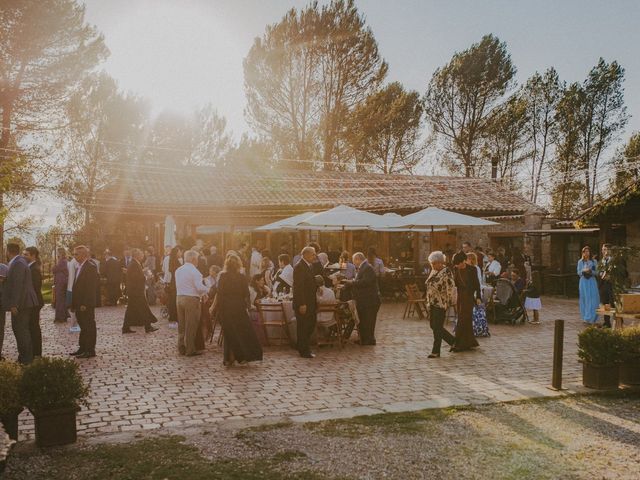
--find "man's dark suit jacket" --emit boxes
[104,257,122,284]
[4,256,38,311]
[125,260,146,298]
[206,253,223,268]
[29,262,44,307]
[293,260,317,314]
[351,261,380,305]
[72,260,98,309]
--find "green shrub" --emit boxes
[620,326,640,363]
[20,357,89,413]
[578,327,623,366]
[0,361,23,415]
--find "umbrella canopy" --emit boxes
[163,215,177,247]
[295,205,390,231]
[254,211,316,231]
[371,213,446,232]
[395,207,499,229]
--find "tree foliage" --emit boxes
[424,34,516,177]
[243,0,387,170]
[0,0,107,244]
[347,82,425,174]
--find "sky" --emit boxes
[81,0,640,139]
[24,0,640,235]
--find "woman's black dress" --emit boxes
[454,264,480,351]
[123,260,158,328]
[167,257,180,322]
[217,271,263,363]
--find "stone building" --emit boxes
[95,167,545,267]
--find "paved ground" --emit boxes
[2,296,586,440]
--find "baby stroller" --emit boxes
[488,278,527,325]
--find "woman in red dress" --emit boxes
[452,252,480,352]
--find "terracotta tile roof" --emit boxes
[99,167,545,217]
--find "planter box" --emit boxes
[619,294,640,314]
[582,362,620,390]
[0,411,21,441]
[32,406,79,447]
[620,360,640,386]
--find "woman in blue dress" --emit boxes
[577,246,600,324]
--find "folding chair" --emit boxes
[403,283,428,319]
[315,302,343,348]
[256,303,290,346]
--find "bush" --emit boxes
[20,357,89,413]
[578,327,623,366]
[620,326,640,363]
[0,361,23,415]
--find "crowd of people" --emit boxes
[5,235,610,367]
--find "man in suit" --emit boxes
[23,247,44,357]
[3,243,38,364]
[293,246,318,358]
[71,245,98,358]
[347,252,381,346]
[103,250,122,305]
[205,245,223,268]
[122,248,158,333]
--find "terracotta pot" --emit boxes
[31,406,80,447]
[0,409,21,441]
[620,359,640,386]
[582,362,620,390]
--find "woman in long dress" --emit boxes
[167,246,182,324]
[452,252,480,352]
[52,248,70,323]
[466,252,490,337]
[216,255,263,366]
[577,246,599,324]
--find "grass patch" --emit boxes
[6,436,335,480]
[306,407,462,437]
[42,278,53,305]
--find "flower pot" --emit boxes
[620,359,640,386]
[31,406,79,447]
[0,410,21,441]
[582,362,620,390]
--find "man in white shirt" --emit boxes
[485,252,502,282]
[249,247,262,277]
[175,250,209,356]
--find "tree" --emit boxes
[144,106,234,167]
[227,133,276,170]
[481,93,529,186]
[424,34,516,177]
[346,82,425,174]
[0,0,107,245]
[243,0,387,170]
[58,72,148,228]
[611,132,640,191]
[521,68,564,203]
[556,59,628,208]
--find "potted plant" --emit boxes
[0,361,23,440]
[19,357,89,447]
[620,326,640,386]
[578,326,622,390]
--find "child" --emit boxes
[524,280,542,324]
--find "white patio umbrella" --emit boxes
[295,205,391,230]
[394,207,499,229]
[163,215,177,247]
[254,211,317,231]
[371,213,446,232]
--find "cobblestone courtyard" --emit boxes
[3,296,586,440]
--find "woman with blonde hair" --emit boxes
[577,246,599,324]
[215,254,263,366]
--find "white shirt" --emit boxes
[162,255,171,283]
[250,249,262,276]
[67,258,79,291]
[175,263,209,297]
[486,260,501,277]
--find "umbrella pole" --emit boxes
[342,226,345,251]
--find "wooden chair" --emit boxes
[315,302,343,348]
[256,303,290,346]
[403,283,427,320]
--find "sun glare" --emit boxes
[104,1,241,113]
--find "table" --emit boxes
[595,308,640,330]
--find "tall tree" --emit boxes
[481,93,529,186]
[611,131,640,191]
[58,72,148,228]
[190,104,234,167]
[556,59,628,208]
[424,34,516,177]
[521,68,564,203]
[243,0,387,170]
[143,110,192,166]
[0,0,107,245]
[347,82,425,174]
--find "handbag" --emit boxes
[582,269,593,279]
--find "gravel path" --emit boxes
[4,393,639,479]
